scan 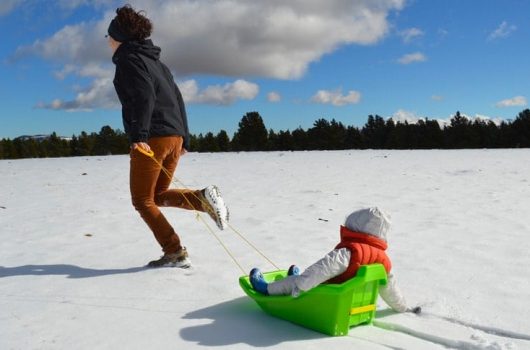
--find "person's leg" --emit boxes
[153,137,205,211]
[130,137,182,254]
[153,137,229,230]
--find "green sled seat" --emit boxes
[239,264,388,336]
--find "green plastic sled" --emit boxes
[239,264,388,336]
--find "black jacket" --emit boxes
[112,40,190,149]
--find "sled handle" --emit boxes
[136,147,154,158]
[350,304,376,315]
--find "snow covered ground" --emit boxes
[1,149,529,349]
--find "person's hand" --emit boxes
[131,142,151,154]
[408,306,422,314]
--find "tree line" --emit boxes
[1,109,529,159]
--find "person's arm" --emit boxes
[173,82,190,151]
[379,272,409,312]
[116,55,155,144]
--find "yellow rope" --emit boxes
[135,147,279,273]
[223,221,280,270]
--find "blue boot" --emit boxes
[249,268,269,295]
[288,265,300,276]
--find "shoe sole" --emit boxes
[146,257,192,269]
[169,257,192,269]
[204,185,229,230]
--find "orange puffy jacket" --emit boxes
[326,225,392,284]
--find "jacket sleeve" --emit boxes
[173,83,190,150]
[116,55,155,143]
[379,272,409,312]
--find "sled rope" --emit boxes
[136,147,279,273]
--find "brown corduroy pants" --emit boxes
[130,136,204,254]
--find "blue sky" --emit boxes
[1,0,529,139]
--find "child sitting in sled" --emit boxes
[250,207,420,313]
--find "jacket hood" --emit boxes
[344,207,391,242]
[112,39,161,63]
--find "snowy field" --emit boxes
[1,149,530,350]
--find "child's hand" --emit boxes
[408,306,422,314]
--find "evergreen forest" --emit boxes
[2,109,529,159]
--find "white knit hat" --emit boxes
[344,207,391,242]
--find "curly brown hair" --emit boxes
[115,4,152,40]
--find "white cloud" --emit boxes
[397,52,427,64]
[179,79,259,106]
[398,27,424,43]
[454,113,504,126]
[388,110,505,127]
[0,0,22,16]
[488,21,516,41]
[36,67,118,111]
[38,70,259,111]
[16,0,405,110]
[495,96,527,108]
[389,109,422,123]
[54,65,77,80]
[12,20,110,66]
[267,92,281,103]
[311,88,361,106]
[14,0,405,80]
[431,95,444,101]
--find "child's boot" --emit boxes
[249,268,269,295]
[288,265,300,276]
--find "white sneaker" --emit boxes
[201,185,229,230]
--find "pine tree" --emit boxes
[216,130,230,152]
[199,132,219,152]
[277,130,294,151]
[512,109,530,147]
[2,139,17,159]
[78,131,95,156]
[188,134,199,152]
[291,127,308,150]
[266,129,279,151]
[40,132,70,157]
[231,112,268,151]
[344,126,363,149]
[362,115,387,148]
[94,126,117,155]
[446,111,484,148]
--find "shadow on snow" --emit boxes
[0,264,145,278]
[180,297,326,347]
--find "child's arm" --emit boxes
[379,272,409,312]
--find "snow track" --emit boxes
[352,311,530,350]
